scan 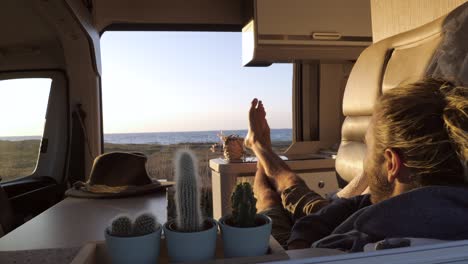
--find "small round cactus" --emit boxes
[109,215,133,237]
[133,213,158,236]
[108,213,159,237]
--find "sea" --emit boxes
[1,129,292,145]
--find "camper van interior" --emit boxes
[0,0,468,263]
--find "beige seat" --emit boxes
[336,3,468,182]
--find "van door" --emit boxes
[0,71,69,232]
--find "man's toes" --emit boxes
[251,98,258,109]
[258,101,266,117]
[249,98,259,119]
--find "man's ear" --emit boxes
[384,148,403,183]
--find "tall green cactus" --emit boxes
[174,149,203,232]
[231,182,257,228]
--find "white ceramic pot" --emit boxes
[219,214,272,258]
[163,218,218,263]
[105,225,162,264]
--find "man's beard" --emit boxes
[366,159,395,204]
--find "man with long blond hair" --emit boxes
[246,78,468,252]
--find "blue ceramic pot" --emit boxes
[219,214,272,258]
[105,225,162,264]
[163,218,218,263]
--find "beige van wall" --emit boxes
[36,0,102,175]
[371,0,467,42]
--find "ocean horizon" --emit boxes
[0,128,292,145]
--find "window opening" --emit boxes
[101,32,293,182]
[0,78,52,182]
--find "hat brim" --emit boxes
[65,180,174,199]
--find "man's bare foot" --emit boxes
[253,166,281,211]
[245,98,272,150]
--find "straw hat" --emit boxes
[65,152,173,198]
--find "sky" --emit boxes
[0,79,51,137]
[101,32,292,134]
[0,32,292,137]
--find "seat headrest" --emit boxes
[337,2,468,182]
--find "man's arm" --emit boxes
[288,195,371,249]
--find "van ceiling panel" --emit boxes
[93,0,250,32]
[0,0,58,48]
[0,0,65,71]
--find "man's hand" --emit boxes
[288,239,310,250]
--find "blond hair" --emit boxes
[373,78,468,186]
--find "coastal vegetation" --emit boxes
[0,140,291,182]
[0,140,41,181]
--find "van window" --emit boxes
[101,32,292,181]
[0,78,52,182]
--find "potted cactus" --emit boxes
[105,212,162,264]
[163,149,218,262]
[210,133,246,162]
[219,182,272,258]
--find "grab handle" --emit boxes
[312,32,342,41]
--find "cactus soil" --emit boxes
[221,214,269,228]
[166,218,215,233]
